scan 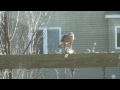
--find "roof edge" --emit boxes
[105,15,120,18]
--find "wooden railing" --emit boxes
[0,53,120,69]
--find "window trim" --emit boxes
[115,26,120,49]
[45,27,61,54]
[28,27,61,54]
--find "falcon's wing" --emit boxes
[60,34,68,42]
[59,32,74,49]
[59,34,68,49]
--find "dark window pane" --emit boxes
[117,28,120,47]
[33,30,43,54]
[47,29,60,54]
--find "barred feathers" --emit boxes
[58,42,64,48]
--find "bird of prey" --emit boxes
[59,32,75,49]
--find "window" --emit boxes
[0,12,1,22]
[29,27,61,54]
[115,26,120,49]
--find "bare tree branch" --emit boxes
[10,11,19,41]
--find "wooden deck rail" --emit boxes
[0,53,120,69]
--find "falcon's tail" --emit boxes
[58,42,64,48]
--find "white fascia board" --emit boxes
[105,15,120,18]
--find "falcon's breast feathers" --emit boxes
[59,32,75,49]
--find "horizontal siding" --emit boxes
[9,11,109,53]
[9,11,30,54]
[8,11,53,54]
[11,67,120,79]
[47,11,109,53]
[105,67,120,79]
[108,19,120,52]
[105,11,120,15]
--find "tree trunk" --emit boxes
[1,11,10,55]
[1,11,12,79]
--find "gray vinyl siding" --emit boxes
[105,11,120,15]
[108,19,120,52]
[47,11,109,53]
[9,11,29,54]
[8,11,50,54]
[9,11,109,53]
[12,67,120,79]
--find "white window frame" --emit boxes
[115,26,120,49]
[28,27,61,54]
[43,27,61,54]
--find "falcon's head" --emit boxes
[68,32,75,40]
[69,32,74,36]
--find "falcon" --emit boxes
[59,32,75,49]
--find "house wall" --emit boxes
[12,67,120,79]
[8,11,29,54]
[47,11,109,53]
[108,19,120,52]
[8,11,50,54]
[8,11,109,53]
